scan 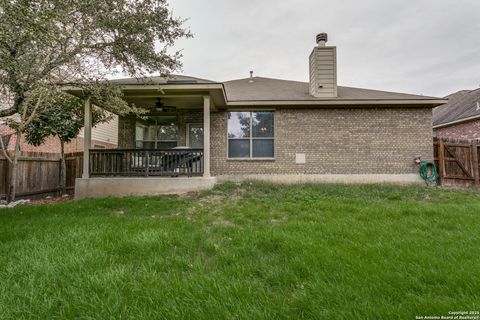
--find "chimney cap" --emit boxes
[316,33,328,46]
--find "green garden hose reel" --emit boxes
[415,156,438,186]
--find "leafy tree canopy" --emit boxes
[0,0,191,118]
[23,91,109,147]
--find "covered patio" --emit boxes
[70,77,226,198]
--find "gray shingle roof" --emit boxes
[433,88,480,126]
[107,74,442,102]
[223,77,440,101]
[109,74,216,85]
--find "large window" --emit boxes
[227,111,274,158]
[135,123,177,149]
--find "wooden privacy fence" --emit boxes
[0,151,83,199]
[433,137,480,186]
[2,139,480,198]
[65,152,84,192]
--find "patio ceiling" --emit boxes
[122,84,227,109]
[65,83,227,113]
[123,96,205,109]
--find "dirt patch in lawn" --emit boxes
[212,217,233,226]
[28,195,73,206]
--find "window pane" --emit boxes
[252,139,274,158]
[158,125,177,141]
[135,124,145,141]
[188,125,204,148]
[228,112,250,138]
[252,112,274,138]
[145,126,156,140]
[228,139,250,158]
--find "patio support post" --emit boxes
[203,95,211,177]
[82,97,92,179]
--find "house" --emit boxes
[69,33,446,199]
[433,88,480,140]
[0,117,119,154]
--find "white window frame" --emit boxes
[226,110,275,160]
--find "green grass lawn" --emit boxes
[1,182,479,319]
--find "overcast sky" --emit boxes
[167,0,480,97]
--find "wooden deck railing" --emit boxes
[89,149,204,177]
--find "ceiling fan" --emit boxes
[155,98,176,112]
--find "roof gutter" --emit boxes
[225,99,447,107]
[63,83,229,107]
[119,83,224,91]
[62,83,225,93]
[62,83,446,108]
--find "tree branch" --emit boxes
[0,133,12,163]
[0,106,17,118]
[23,91,46,129]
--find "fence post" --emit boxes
[472,142,479,186]
[3,159,9,201]
[58,156,62,190]
[77,153,82,178]
[438,139,445,185]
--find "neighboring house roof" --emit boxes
[444,90,471,101]
[433,88,480,128]
[223,76,440,102]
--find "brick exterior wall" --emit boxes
[0,125,116,153]
[117,107,433,176]
[211,107,433,175]
[433,119,480,140]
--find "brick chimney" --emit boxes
[309,33,337,97]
